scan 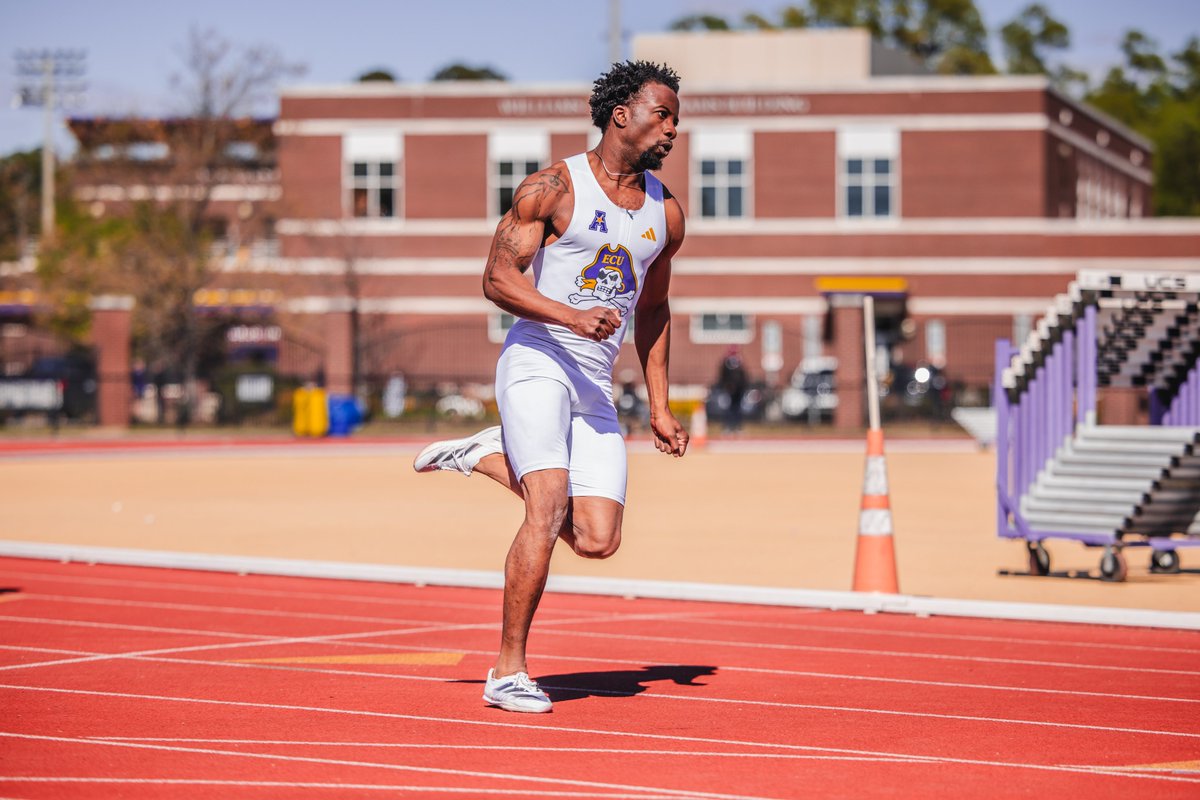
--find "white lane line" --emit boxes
[43,649,1191,741]
[19,592,490,627]
[9,565,1198,656]
[0,731,782,800]
[532,683,1200,740]
[11,643,1200,733]
[0,567,609,618]
[0,616,492,672]
[13,593,721,633]
[0,614,269,640]
[1,687,1196,786]
[83,739,934,762]
[716,663,1200,705]
[6,634,1198,710]
[0,778,681,799]
[0,608,716,673]
[690,617,1200,655]
[536,628,1200,677]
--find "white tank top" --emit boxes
[502,152,669,380]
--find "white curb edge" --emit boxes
[1,540,1197,631]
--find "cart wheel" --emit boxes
[1027,542,1050,576]
[1099,547,1127,582]
[1149,549,1180,574]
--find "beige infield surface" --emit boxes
[3,435,1198,615]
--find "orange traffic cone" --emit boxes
[852,428,899,593]
[690,405,708,449]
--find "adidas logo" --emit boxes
[641,227,657,242]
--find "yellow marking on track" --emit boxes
[0,594,24,603]
[233,652,463,666]
[1115,760,1200,772]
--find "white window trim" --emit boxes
[489,158,542,218]
[836,126,900,220]
[689,312,756,345]
[487,130,549,217]
[694,157,752,219]
[691,128,753,220]
[837,155,899,219]
[343,131,402,219]
[345,160,399,219]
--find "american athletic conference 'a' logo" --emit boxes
[569,244,637,314]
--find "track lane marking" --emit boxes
[689,616,1200,655]
[1,689,1196,786]
[8,671,1198,742]
[4,635,1199,708]
[0,609,715,673]
[535,628,1200,676]
[0,778,686,799]
[0,731,785,800]
[0,566,610,618]
[81,738,935,761]
[7,610,1195,678]
[17,645,1200,733]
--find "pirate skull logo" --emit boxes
[569,244,636,313]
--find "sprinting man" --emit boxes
[414,61,688,713]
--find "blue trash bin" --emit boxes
[326,394,360,437]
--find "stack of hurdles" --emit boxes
[999,270,1200,580]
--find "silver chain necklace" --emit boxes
[594,150,642,178]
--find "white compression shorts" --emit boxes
[495,343,627,504]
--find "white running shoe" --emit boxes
[483,668,553,713]
[412,426,502,476]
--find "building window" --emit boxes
[837,127,899,219]
[842,157,894,217]
[343,131,402,219]
[690,312,754,344]
[691,129,752,219]
[349,161,396,218]
[489,130,549,217]
[496,159,540,216]
[698,158,746,218]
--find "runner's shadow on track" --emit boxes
[537,665,718,704]
[453,665,717,704]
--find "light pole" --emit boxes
[13,49,86,246]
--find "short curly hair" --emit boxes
[589,60,681,131]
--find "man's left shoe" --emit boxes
[482,669,552,713]
[412,426,502,476]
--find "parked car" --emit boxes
[0,352,98,421]
[780,357,838,422]
[705,380,769,425]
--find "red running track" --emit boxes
[1,556,1198,799]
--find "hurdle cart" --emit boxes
[995,270,1200,581]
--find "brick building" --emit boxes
[53,29,1200,428]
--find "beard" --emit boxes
[634,146,665,172]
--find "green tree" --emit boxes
[669,14,732,31]
[38,28,305,406]
[0,149,42,262]
[357,68,397,82]
[905,0,995,74]
[1000,3,1070,75]
[1087,32,1200,216]
[669,1,996,74]
[431,63,507,81]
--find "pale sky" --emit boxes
[2,0,1197,157]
